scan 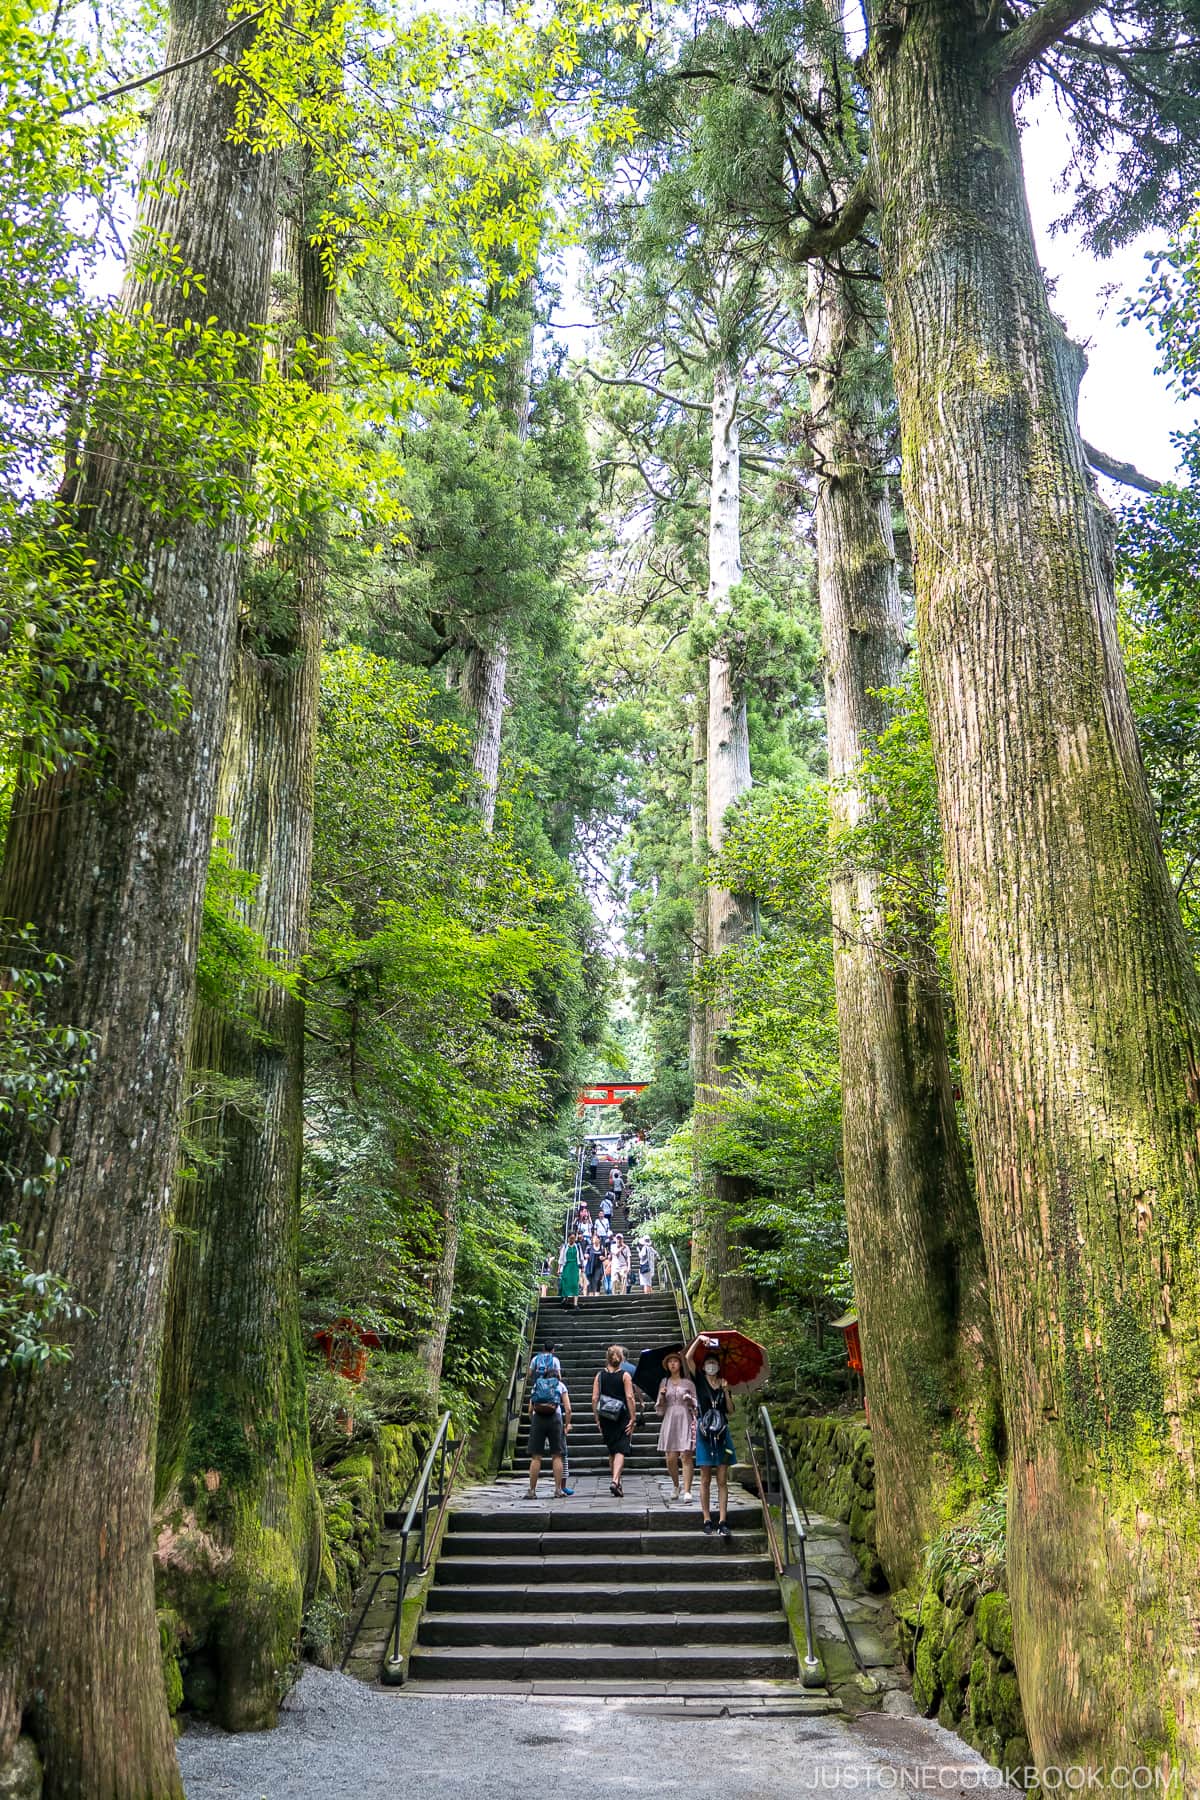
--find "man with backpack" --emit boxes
[526,1341,574,1499]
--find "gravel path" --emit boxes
[177,1667,1020,1799]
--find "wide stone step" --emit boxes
[425,1580,782,1614]
[407,1643,798,1682]
[447,1504,765,1533]
[442,1527,767,1558]
[435,1553,772,1585]
[418,1611,791,1648]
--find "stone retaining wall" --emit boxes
[894,1580,1031,1784]
[776,1412,1031,1786]
[776,1413,884,1588]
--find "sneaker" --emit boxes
[717,1520,731,1538]
[681,1490,694,1503]
[702,1519,715,1535]
[553,1485,575,1497]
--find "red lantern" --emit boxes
[314,1319,381,1385]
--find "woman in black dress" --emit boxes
[592,1343,636,1497]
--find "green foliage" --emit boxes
[1120,207,1200,939]
[0,932,93,1370]
[925,1489,1008,1598]
[195,820,290,1032]
[0,1222,85,1371]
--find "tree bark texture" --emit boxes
[868,14,1200,1774]
[154,203,332,1731]
[803,250,1002,1589]
[689,699,711,1290]
[460,274,536,832]
[699,361,755,1321]
[0,5,278,1793]
[414,1146,461,1390]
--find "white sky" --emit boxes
[1020,97,1194,481]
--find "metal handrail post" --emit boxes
[759,1404,825,1685]
[668,1243,697,1341]
[761,1404,810,1531]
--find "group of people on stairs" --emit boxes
[525,1333,738,1533]
[554,1230,657,1302]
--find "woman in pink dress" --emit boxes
[655,1351,697,1502]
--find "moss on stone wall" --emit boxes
[894,1580,1031,1783]
[776,1413,883,1588]
[779,1411,1031,1786]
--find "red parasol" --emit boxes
[689,1330,768,1391]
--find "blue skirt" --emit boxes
[695,1424,736,1467]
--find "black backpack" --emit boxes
[697,1397,728,1452]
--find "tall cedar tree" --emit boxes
[0,3,277,1791]
[854,0,1200,1772]
[785,14,1004,1589]
[154,178,333,1731]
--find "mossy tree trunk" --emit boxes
[699,360,755,1321]
[0,4,277,1791]
[868,9,1200,1773]
[689,697,711,1291]
[154,187,332,1732]
[803,244,1002,1589]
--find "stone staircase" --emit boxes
[508,1290,681,1479]
[404,1289,821,1697]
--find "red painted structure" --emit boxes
[577,1081,649,1106]
[314,1320,381,1384]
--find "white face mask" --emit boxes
[703,1360,720,1378]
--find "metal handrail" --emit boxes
[563,1140,585,1245]
[668,1242,698,1342]
[500,1292,539,1470]
[748,1407,821,1686]
[340,1410,463,1680]
[749,1403,868,1687]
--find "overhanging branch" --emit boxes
[581,368,711,415]
[58,7,265,115]
[778,169,875,265]
[1083,440,1168,495]
[988,0,1100,91]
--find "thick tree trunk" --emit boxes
[0,5,277,1792]
[804,249,1001,1588]
[689,699,711,1289]
[462,638,509,833]
[414,1149,461,1389]
[154,204,332,1729]
[868,14,1200,1772]
[700,361,755,1321]
[460,275,535,831]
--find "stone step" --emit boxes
[418,1611,791,1648]
[435,1553,773,1585]
[407,1643,798,1682]
[441,1529,768,1558]
[447,1504,765,1533]
[425,1581,782,1614]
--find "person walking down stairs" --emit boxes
[405,1288,803,1694]
[593,1344,637,1497]
[557,1233,582,1308]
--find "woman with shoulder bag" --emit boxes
[593,1344,636,1497]
[685,1335,736,1536]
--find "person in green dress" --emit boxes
[558,1232,582,1308]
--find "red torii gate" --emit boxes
[576,1081,648,1107]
